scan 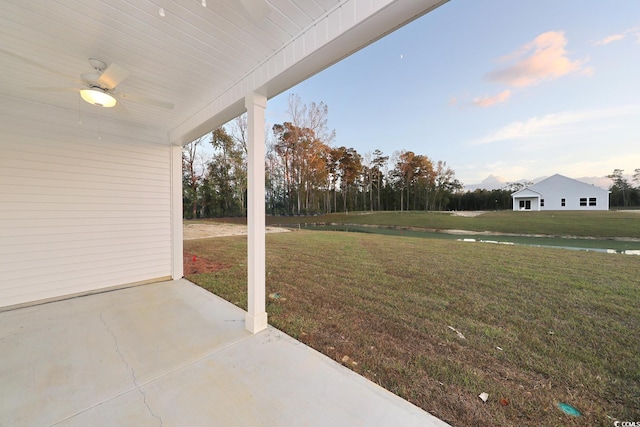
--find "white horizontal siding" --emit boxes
[0,102,173,308]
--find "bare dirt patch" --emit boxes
[183,223,291,274]
[184,223,290,240]
[451,210,488,217]
[183,252,231,275]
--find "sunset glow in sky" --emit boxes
[265,0,640,187]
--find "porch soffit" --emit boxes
[0,0,447,145]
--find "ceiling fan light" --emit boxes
[80,89,116,108]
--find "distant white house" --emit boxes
[511,174,610,211]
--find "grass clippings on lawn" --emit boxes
[185,230,640,427]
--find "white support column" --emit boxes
[170,144,184,280]
[245,92,268,333]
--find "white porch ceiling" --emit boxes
[0,0,447,145]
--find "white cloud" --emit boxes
[461,31,588,108]
[593,27,640,45]
[471,104,640,145]
[556,154,640,184]
[594,34,624,46]
[461,162,535,186]
[485,31,587,87]
[472,90,511,107]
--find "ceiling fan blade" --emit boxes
[113,99,130,115]
[0,48,75,81]
[97,63,130,90]
[116,92,174,110]
[239,0,270,21]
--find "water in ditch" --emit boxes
[294,224,640,255]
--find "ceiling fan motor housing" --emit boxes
[88,58,106,72]
[81,72,102,88]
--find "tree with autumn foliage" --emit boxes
[272,122,330,214]
[430,160,462,210]
[391,150,435,211]
[329,146,363,212]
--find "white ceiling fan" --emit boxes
[77,58,129,108]
[1,49,174,110]
[54,58,174,110]
[76,58,175,110]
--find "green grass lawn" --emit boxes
[185,230,640,427]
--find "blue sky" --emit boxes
[265,0,640,187]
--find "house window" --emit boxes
[589,197,597,206]
[580,198,587,206]
[561,198,566,207]
[541,199,545,207]
[520,200,525,208]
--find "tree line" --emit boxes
[182,95,639,218]
[183,95,474,218]
[608,169,640,207]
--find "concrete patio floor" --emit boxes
[0,279,449,426]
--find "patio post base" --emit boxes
[245,311,268,334]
